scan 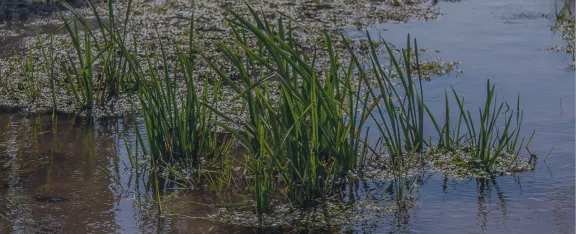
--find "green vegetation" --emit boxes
[426,83,525,170]
[204,6,374,213]
[133,20,233,168]
[57,0,135,107]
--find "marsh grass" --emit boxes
[55,0,136,109]
[344,33,427,171]
[425,82,526,170]
[13,46,41,101]
[140,4,533,214]
[35,34,59,115]
[8,0,539,220]
[203,6,374,213]
[56,0,236,177]
[127,19,236,184]
[57,18,107,109]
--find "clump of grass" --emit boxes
[203,6,373,213]
[57,17,107,109]
[351,33,426,167]
[13,46,41,101]
[133,19,234,169]
[343,29,527,172]
[425,81,526,171]
[55,0,136,109]
[452,82,525,170]
[343,32,428,206]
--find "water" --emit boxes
[359,0,575,233]
[0,0,574,233]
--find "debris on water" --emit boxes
[211,199,403,231]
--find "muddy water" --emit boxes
[0,0,574,233]
[0,115,235,233]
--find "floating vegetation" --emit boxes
[417,59,462,79]
[425,147,535,178]
[212,199,405,231]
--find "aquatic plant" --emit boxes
[341,31,429,206]
[13,45,41,101]
[133,19,234,168]
[197,4,536,214]
[57,17,103,109]
[425,82,526,170]
[452,83,524,169]
[7,0,535,220]
[55,0,136,109]
[36,34,59,115]
[203,6,373,213]
[345,33,427,170]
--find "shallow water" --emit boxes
[358,0,575,233]
[0,0,574,233]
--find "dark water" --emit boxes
[0,0,574,233]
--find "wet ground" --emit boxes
[0,0,575,233]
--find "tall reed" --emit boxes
[132,19,233,169]
[13,46,41,101]
[343,33,426,171]
[36,34,58,115]
[56,0,135,108]
[450,82,525,169]
[203,6,373,213]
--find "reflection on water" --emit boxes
[0,114,235,233]
[0,114,119,233]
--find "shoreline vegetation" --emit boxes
[0,0,544,231]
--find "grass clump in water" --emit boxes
[204,6,374,213]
